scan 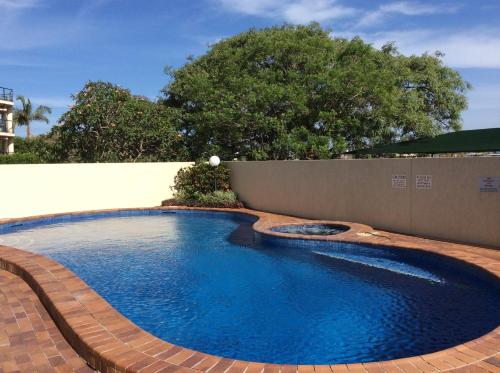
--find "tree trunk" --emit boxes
[26,123,31,141]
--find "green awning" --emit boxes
[349,128,500,155]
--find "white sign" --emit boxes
[416,175,432,189]
[480,176,499,192]
[392,175,407,189]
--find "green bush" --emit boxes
[165,162,242,208]
[0,152,43,164]
[197,190,240,207]
[13,136,57,163]
[173,162,231,199]
[165,190,242,208]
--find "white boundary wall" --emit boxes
[227,158,500,248]
[0,162,191,219]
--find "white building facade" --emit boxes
[0,87,14,154]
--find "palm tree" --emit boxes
[13,96,52,141]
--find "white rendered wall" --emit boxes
[0,162,191,219]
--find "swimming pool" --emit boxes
[0,210,498,365]
[271,223,349,236]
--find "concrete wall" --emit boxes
[0,162,191,219]
[227,158,500,248]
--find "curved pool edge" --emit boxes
[0,206,498,373]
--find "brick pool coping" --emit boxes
[0,269,95,372]
[0,207,498,373]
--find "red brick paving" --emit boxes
[0,270,94,372]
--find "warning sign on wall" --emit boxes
[416,175,432,189]
[392,175,407,188]
[480,176,499,192]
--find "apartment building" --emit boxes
[0,87,14,154]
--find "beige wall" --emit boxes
[228,158,500,248]
[0,162,191,219]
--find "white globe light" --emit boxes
[209,155,221,167]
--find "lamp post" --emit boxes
[209,155,220,192]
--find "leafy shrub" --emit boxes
[173,162,231,198]
[13,136,57,163]
[164,162,242,208]
[164,190,242,208]
[198,190,241,207]
[0,152,43,164]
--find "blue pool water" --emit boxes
[0,210,499,365]
[271,224,348,236]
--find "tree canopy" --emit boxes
[163,24,469,160]
[51,82,186,162]
[32,24,470,163]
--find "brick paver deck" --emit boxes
[0,269,94,372]
[0,207,499,372]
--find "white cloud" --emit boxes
[336,28,500,69]
[357,1,459,28]
[0,0,114,51]
[380,1,448,15]
[216,0,357,23]
[216,0,459,26]
[216,0,282,16]
[283,0,357,23]
[0,18,84,51]
[0,0,39,9]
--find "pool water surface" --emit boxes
[271,223,349,236]
[0,211,498,365]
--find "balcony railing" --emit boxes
[0,87,13,102]
[0,120,6,132]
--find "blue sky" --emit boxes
[1,0,500,136]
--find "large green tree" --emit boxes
[52,81,186,162]
[163,24,470,160]
[13,96,52,141]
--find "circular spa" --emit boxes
[271,223,349,236]
[0,210,499,365]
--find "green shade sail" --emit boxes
[349,128,500,155]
